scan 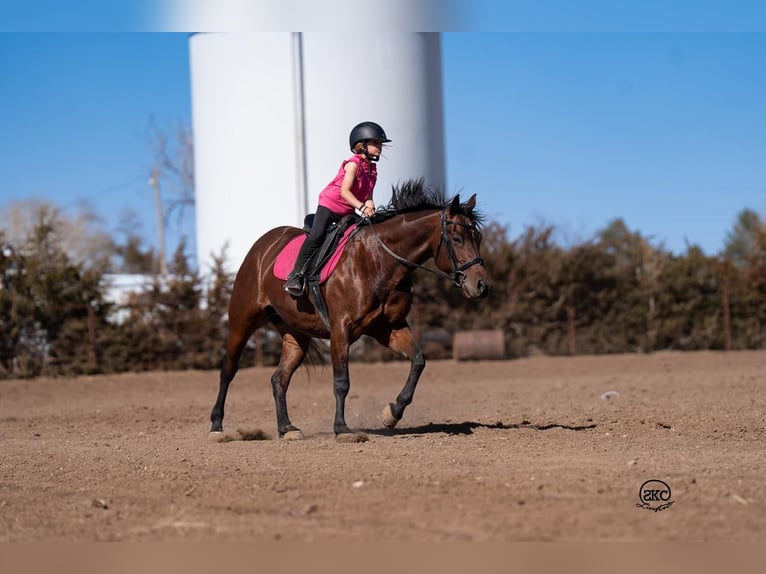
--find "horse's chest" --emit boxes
[380,290,413,323]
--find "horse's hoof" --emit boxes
[336,432,369,443]
[382,404,401,429]
[282,430,304,441]
[208,431,226,442]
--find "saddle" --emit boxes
[299,213,358,280]
[273,214,362,330]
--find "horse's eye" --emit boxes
[451,234,463,246]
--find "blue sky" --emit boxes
[444,33,766,251]
[1,32,765,262]
[0,33,193,251]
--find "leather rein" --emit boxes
[363,208,484,288]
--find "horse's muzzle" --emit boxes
[463,276,490,299]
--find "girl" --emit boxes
[284,121,391,296]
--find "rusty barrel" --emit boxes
[452,330,505,361]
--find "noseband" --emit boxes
[366,208,484,288]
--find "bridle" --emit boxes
[364,207,484,288]
[437,209,485,287]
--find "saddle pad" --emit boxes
[273,225,358,283]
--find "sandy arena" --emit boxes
[1,351,764,541]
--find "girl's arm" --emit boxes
[339,161,374,217]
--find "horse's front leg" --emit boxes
[329,329,368,442]
[373,324,425,428]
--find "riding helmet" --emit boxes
[349,121,391,151]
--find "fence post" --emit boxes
[410,303,421,342]
[722,278,732,351]
[87,303,98,369]
[567,304,576,355]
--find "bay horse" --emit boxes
[210,179,489,441]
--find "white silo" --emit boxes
[189,32,445,272]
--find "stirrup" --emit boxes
[284,274,305,296]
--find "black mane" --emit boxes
[372,178,484,226]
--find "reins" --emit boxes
[362,208,484,288]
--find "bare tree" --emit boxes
[147,119,196,272]
[147,119,195,227]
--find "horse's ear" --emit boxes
[465,194,477,211]
[449,195,461,215]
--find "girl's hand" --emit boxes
[361,204,374,218]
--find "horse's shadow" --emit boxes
[360,420,598,437]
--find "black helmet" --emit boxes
[349,121,391,151]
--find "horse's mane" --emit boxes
[372,178,485,227]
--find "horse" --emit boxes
[210,179,490,441]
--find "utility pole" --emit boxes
[149,168,168,276]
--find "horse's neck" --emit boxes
[376,210,441,265]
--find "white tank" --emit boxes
[189,32,445,272]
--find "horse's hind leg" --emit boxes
[372,324,425,428]
[210,311,265,434]
[271,331,310,439]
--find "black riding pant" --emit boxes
[290,206,342,276]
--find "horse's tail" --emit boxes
[303,338,328,370]
[265,303,327,372]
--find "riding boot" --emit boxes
[283,272,305,296]
[284,242,317,296]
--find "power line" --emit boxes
[59,174,146,210]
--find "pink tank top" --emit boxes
[317,154,377,216]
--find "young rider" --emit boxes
[284,121,391,296]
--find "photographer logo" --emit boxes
[636,479,674,512]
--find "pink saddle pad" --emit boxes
[273,225,358,284]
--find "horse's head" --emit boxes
[434,194,490,299]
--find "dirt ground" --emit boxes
[1,350,765,541]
